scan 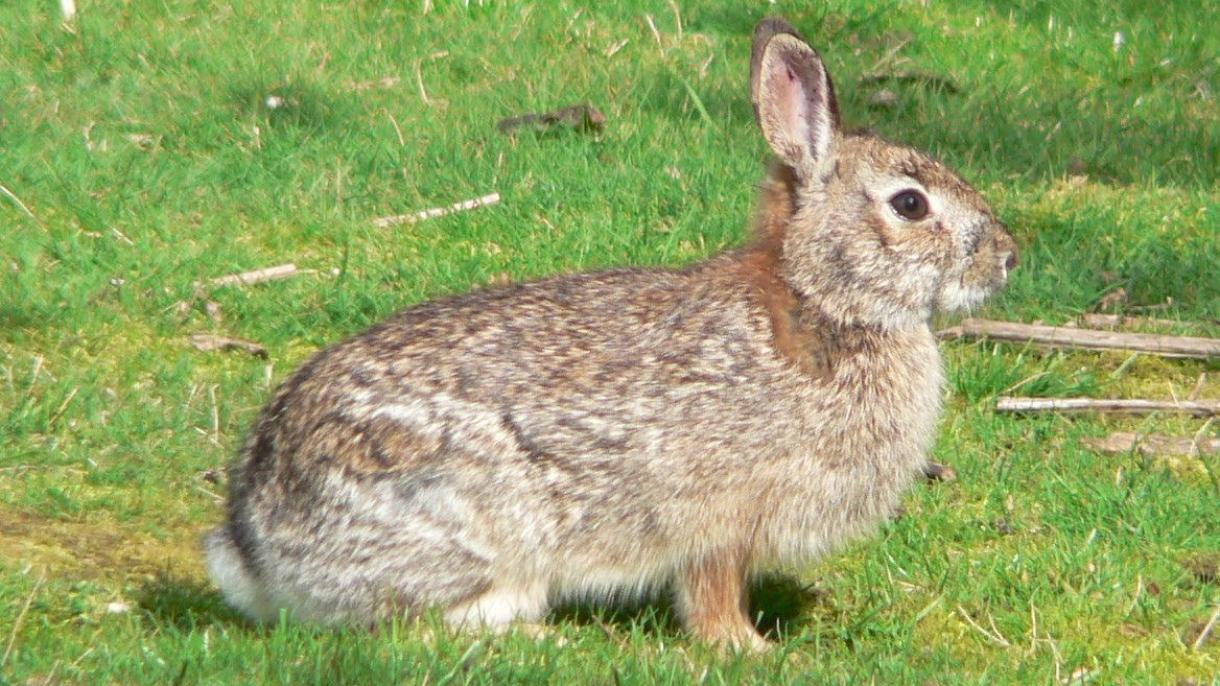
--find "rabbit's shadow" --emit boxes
[136,572,823,640]
[134,572,246,630]
[550,573,823,640]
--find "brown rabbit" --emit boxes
[205,17,1017,650]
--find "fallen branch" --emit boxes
[1083,432,1220,456]
[208,263,301,287]
[997,397,1219,417]
[938,318,1220,359]
[373,192,500,229]
[189,333,269,359]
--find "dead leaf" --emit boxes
[923,461,957,483]
[497,104,607,135]
[858,71,960,93]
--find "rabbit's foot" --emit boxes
[512,622,570,646]
[676,552,770,652]
[443,584,549,631]
[711,625,771,654]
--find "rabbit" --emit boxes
[205,17,1017,650]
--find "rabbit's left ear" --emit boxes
[750,18,840,181]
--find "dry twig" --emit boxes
[373,192,501,229]
[47,386,79,428]
[189,334,269,359]
[997,397,1219,417]
[207,263,301,287]
[0,182,40,224]
[938,318,1220,360]
[2,570,46,669]
[1192,605,1220,651]
[955,605,1011,647]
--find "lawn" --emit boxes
[1,0,1217,683]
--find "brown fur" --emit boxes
[676,550,763,650]
[731,162,840,381]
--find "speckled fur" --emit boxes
[205,18,1016,650]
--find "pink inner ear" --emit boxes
[769,63,809,148]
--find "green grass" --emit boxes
[1,0,1217,683]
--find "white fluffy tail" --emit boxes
[204,527,273,621]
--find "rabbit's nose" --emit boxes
[1005,251,1018,272]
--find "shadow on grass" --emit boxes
[134,572,246,631]
[132,570,827,644]
[549,573,825,642]
[750,574,827,639]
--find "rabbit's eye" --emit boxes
[889,190,929,221]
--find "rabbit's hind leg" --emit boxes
[674,551,769,652]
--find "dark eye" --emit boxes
[889,190,929,221]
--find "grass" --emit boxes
[1,0,1217,683]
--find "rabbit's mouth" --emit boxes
[937,278,993,313]
[937,250,1013,312]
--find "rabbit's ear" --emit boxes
[750,19,840,180]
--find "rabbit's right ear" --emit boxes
[750,18,840,181]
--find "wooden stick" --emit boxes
[373,192,500,229]
[189,333,269,359]
[938,318,1220,359]
[1083,432,1220,456]
[208,263,300,287]
[997,397,1219,417]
